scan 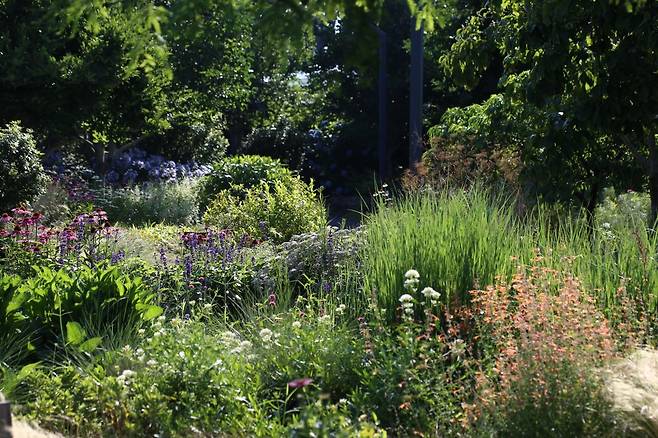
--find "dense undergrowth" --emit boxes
[2,184,658,437]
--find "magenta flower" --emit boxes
[287,377,313,389]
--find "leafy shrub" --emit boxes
[595,187,650,230]
[469,266,619,436]
[203,178,326,243]
[10,320,254,437]
[407,136,520,192]
[94,179,200,225]
[198,155,294,210]
[0,121,48,212]
[0,265,161,365]
[249,305,361,405]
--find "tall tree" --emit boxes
[443,0,658,217]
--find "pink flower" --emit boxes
[287,377,313,389]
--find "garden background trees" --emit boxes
[2,0,658,210]
[441,0,658,215]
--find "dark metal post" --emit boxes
[377,26,390,180]
[409,17,424,170]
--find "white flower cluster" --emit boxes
[399,293,415,315]
[117,369,136,386]
[335,303,346,315]
[318,314,332,325]
[230,340,253,355]
[404,269,420,292]
[421,286,441,305]
[259,328,275,342]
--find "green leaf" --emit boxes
[79,337,103,353]
[140,304,163,321]
[115,279,125,296]
[66,321,86,345]
[17,362,40,381]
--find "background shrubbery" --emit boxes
[203,177,326,243]
[94,179,201,226]
[0,122,48,213]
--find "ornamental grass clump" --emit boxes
[469,265,620,436]
[605,348,658,437]
[361,188,521,322]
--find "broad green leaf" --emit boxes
[141,304,163,321]
[79,337,103,353]
[66,321,86,345]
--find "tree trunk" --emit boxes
[377,26,390,180]
[409,19,423,171]
[228,124,242,155]
[648,131,658,227]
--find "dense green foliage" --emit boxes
[362,189,658,322]
[0,122,47,212]
[199,155,293,210]
[1,265,161,367]
[203,178,326,243]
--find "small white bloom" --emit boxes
[204,303,212,310]
[146,359,157,367]
[421,287,441,301]
[259,328,274,342]
[318,314,332,324]
[404,269,420,280]
[178,351,186,360]
[189,300,196,306]
[292,321,302,329]
[335,304,346,315]
[399,294,414,303]
[157,316,166,323]
[137,329,146,335]
[135,348,144,356]
[221,331,239,342]
[121,369,136,378]
[239,340,252,349]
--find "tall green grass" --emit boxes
[360,188,658,322]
